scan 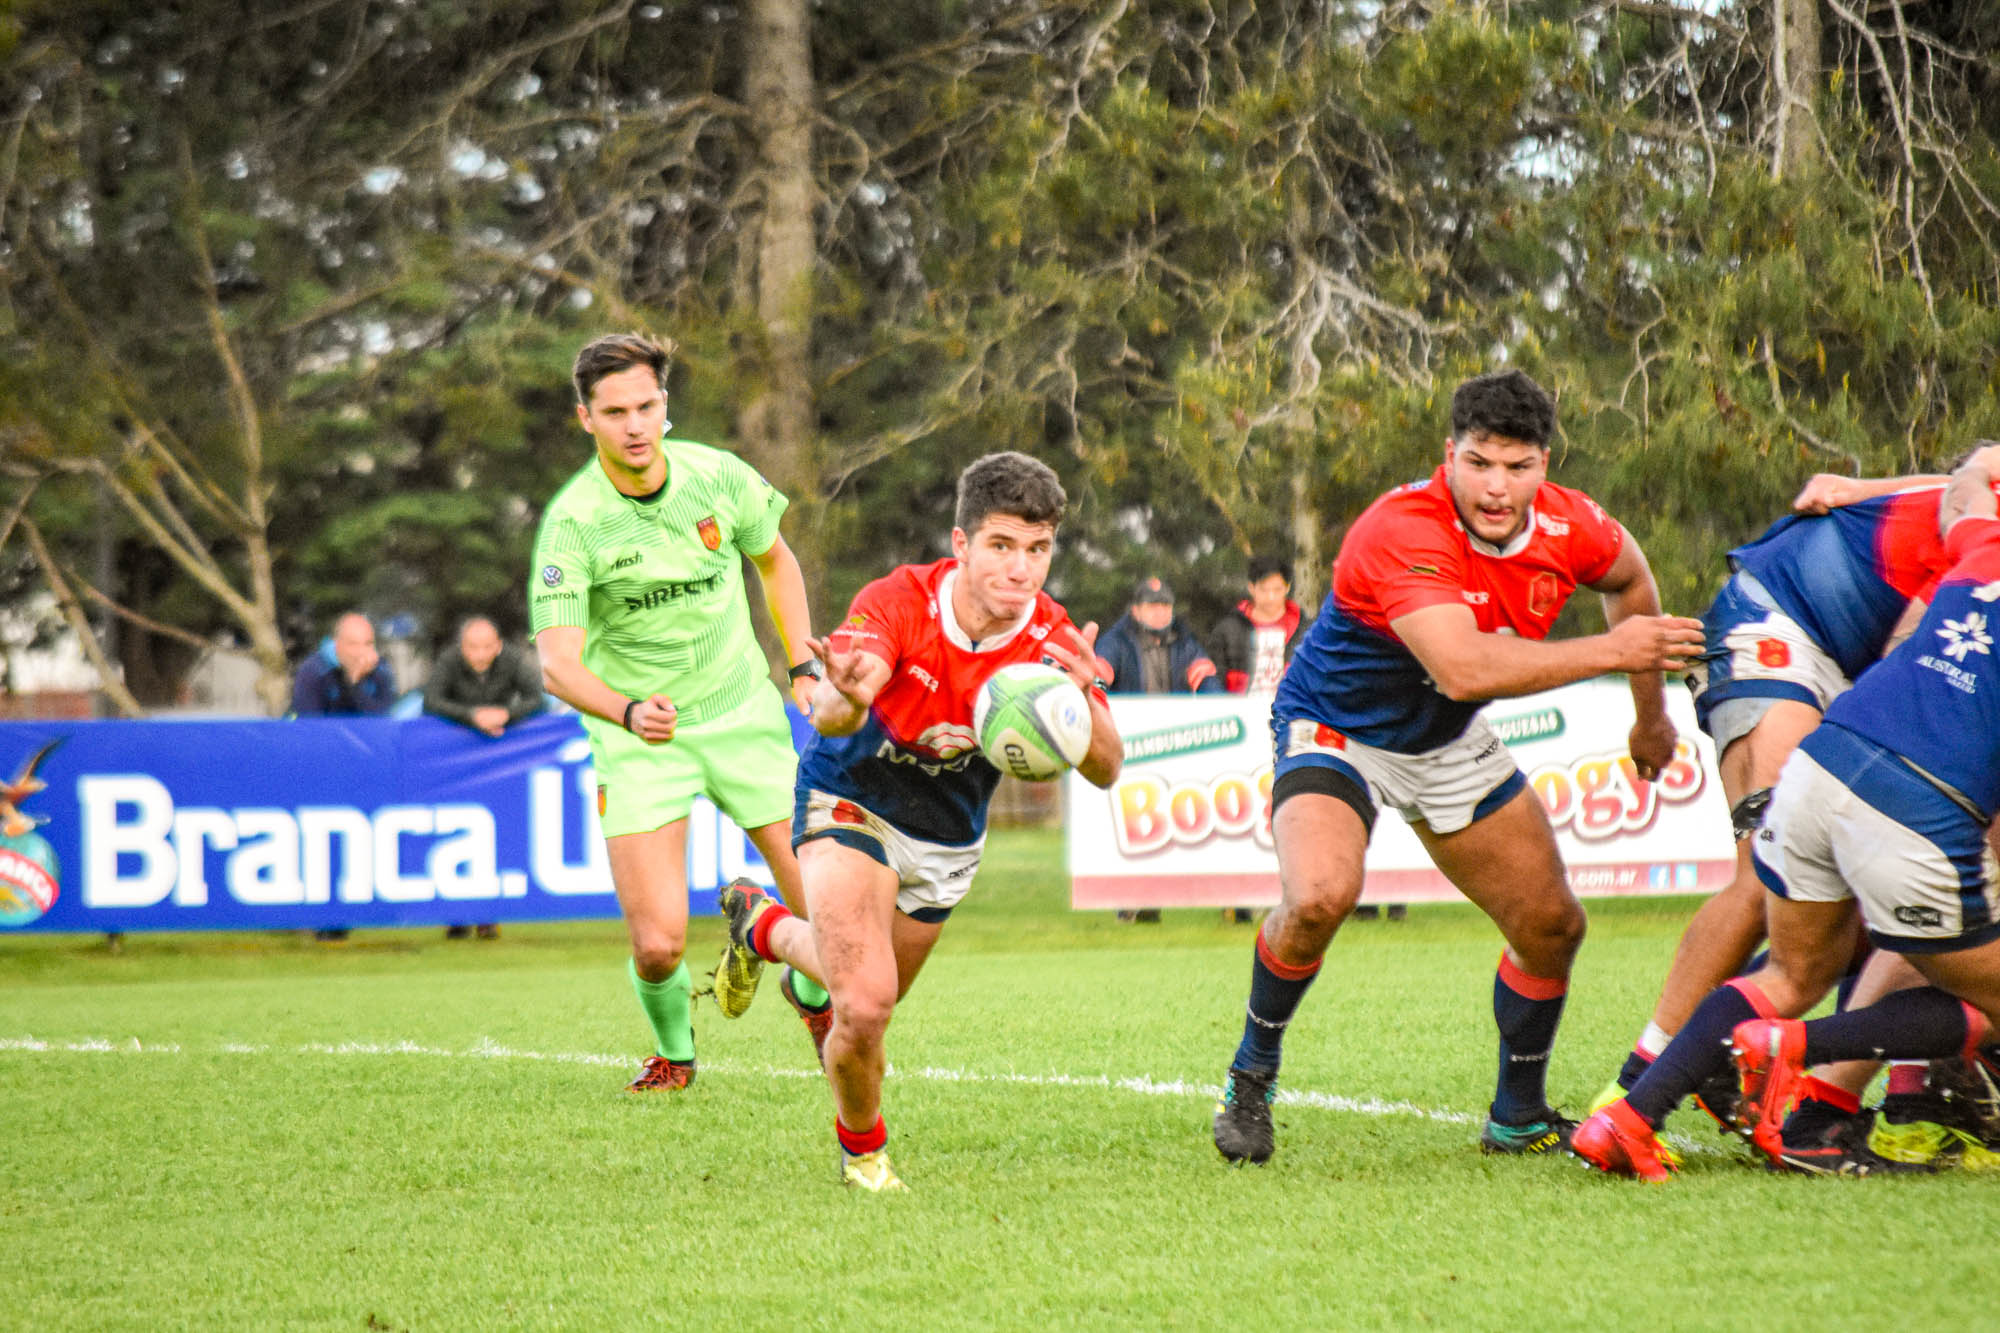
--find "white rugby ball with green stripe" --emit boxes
[973,662,1091,781]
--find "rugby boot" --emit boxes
[1775,1101,1919,1176]
[1213,1067,1277,1164]
[713,878,777,1019]
[1571,1100,1677,1182]
[1730,1017,1809,1164]
[781,966,834,1066]
[840,1148,907,1193]
[625,1053,696,1092]
[1479,1109,1578,1156]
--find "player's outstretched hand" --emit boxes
[807,635,877,709]
[1626,713,1678,782]
[1042,623,1103,695]
[1791,473,1861,515]
[629,693,677,744]
[1604,615,1706,673]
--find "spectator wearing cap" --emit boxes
[1209,556,1307,695]
[1094,576,1223,695]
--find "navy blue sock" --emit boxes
[1627,980,1766,1127]
[1490,954,1568,1125]
[1803,988,1974,1065]
[1616,1048,1652,1093]
[1230,928,1322,1075]
[1832,947,1871,1012]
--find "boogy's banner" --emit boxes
[1067,678,1735,910]
[0,712,801,933]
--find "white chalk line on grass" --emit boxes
[0,1032,1725,1156]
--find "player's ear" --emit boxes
[575,401,592,433]
[950,527,969,562]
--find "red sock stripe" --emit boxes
[1961,1002,1992,1062]
[1496,952,1567,1002]
[749,901,793,963]
[1800,1075,1861,1115]
[1886,1062,1928,1097]
[1255,928,1322,981]
[835,1115,887,1156]
[1725,977,1777,1019]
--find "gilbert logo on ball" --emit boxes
[973,663,1090,781]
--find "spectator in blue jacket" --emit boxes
[1094,577,1222,695]
[292,612,397,717]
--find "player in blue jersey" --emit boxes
[708,451,1123,1191]
[1575,445,2000,1180]
[1210,369,1706,1166]
[1590,468,1962,1147]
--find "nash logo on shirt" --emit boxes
[696,516,721,551]
[611,551,642,571]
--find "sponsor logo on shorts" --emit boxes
[943,862,976,881]
[696,515,721,550]
[1894,904,1945,929]
[1285,719,1345,757]
[596,784,607,817]
[831,800,867,826]
[541,565,564,587]
[1755,638,1792,669]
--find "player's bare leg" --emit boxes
[1214,792,1368,1164]
[799,836,941,1190]
[1421,786,1586,1152]
[1595,700,1823,1112]
[608,820,698,1090]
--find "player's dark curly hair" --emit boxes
[1450,369,1555,446]
[955,451,1067,535]
[572,332,674,404]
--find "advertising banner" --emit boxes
[0,712,804,934]
[1067,679,1735,909]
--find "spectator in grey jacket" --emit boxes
[424,616,545,940]
[424,617,545,738]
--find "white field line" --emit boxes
[0,1032,1723,1155]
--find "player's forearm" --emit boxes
[540,654,641,728]
[755,541,817,672]
[1423,633,1627,702]
[1601,575,1672,721]
[1076,697,1123,788]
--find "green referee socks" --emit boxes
[788,969,830,1009]
[629,957,696,1061]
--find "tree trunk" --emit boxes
[1289,467,1324,616]
[738,0,822,591]
[1771,0,1820,179]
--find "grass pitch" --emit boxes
[3,827,1989,1331]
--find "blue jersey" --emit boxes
[1728,487,1950,680]
[1818,516,2000,818]
[1275,468,1625,753]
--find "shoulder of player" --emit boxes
[1532,478,1617,527]
[664,436,764,490]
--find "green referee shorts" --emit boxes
[586,684,800,838]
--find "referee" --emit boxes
[530,332,824,1091]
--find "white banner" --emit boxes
[1066,678,1735,909]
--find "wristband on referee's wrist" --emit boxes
[788,659,823,682]
[622,699,640,733]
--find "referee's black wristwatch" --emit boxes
[788,659,824,683]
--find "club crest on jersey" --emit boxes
[1527,571,1560,618]
[1938,612,1993,662]
[696,515,721,550]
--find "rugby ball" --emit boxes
[973,662,1091,781]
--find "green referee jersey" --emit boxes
[529,438,789,726]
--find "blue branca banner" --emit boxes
[0,713,807,934]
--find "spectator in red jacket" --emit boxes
[1210,556,1306,694]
